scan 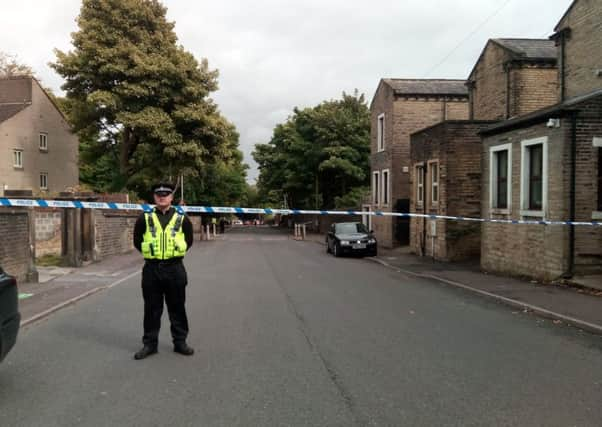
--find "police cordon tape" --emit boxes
[0,198,600,227]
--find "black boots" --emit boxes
[134,345,158,360]
[174,342,194,356]
[134,343,194,359]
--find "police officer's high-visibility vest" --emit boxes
[141,211,187,260]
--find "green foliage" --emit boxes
[253,91,370,210]
[334,186,370,210]
[51,0,246,201]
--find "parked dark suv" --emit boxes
[0,266,20,362]
[326,222,377,257]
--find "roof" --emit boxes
[0,76,33,124]
[0,103,28,124]
[554,0,578,32]
[382,79,468,96]
[0,76,33,104]
[481,88,602,136]
[491,38,557,60]
[468,38,557,81]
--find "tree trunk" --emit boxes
[120,128,132,177]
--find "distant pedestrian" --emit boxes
[219,217,226,234]
[132,182,195,360]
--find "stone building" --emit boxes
[480,0,602,281]
[408,38,558,261]
[0,76,79,196]
[369,79,469,248]
[409,121,495,261]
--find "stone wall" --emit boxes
[410,121,491,261]
[0,208,34,282]
[370,87,468,247]
[93,210,139,261]
[510,66,559,117]
[480,95,602,280]
[556,0,602,100]
[35,209,62,256]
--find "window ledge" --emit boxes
[520,209,544,218]
[490,208,510,215]
[13,166,23,170]
[593,211,602,220]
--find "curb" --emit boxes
[22,270,141,327]
[366,257,602,336]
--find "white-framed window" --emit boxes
[377,113,385,152]
[520,136,548,217]
[40,173,48,190]
[416,164,425,205]
[429,161,439,206]
[381,169,390,206]
[372,171,380,206]
[39,133,48,151]
[13,149,23,168]
[594,137,602,218]
[489,143,512,213]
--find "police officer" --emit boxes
[133,182,195,360]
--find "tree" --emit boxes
[253,91,371,210]
[0,52,33,78]
[51,0,243,198]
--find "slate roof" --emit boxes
[492,38,557,60]
[382,79,468,96]
[0,103,28,124]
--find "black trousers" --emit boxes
[141,260,189,348]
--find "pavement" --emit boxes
[18,252,144,326]
[304,232,602,335]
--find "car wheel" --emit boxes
[333,243,341,257]
[326,240,331,253]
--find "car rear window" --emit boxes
[336,223,368,234]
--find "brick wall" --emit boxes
[556,0,602,99]
[93,210,139,260]
[510,66,559,117]
[469,42,559,121]
[573,96,602,273]
[0,209,33,282]
[470,42,510,120]
[480,94,602,281]
[410,121,492,261]
[370,87,468,247]
[35,209,62,256]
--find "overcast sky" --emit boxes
[0,0,573,182]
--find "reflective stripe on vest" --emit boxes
[141,211,187,259]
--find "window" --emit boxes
[416,165,424,205]
[372,171,380,205]
[429,161,439,205]
[39,133,48,151]
[490,143,512,211]
[528,144,543,210]
[13,149,23,168]
[377,114,385,152]
[381,169,390,206]
[40,173,48,190]
[520,137,548,217]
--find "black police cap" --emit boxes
[151,182,175,194]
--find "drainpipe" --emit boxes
[560,34,567,102]
[565,112,577,278]
[505,62,511,119]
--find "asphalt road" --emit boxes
[1,227,601,427]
